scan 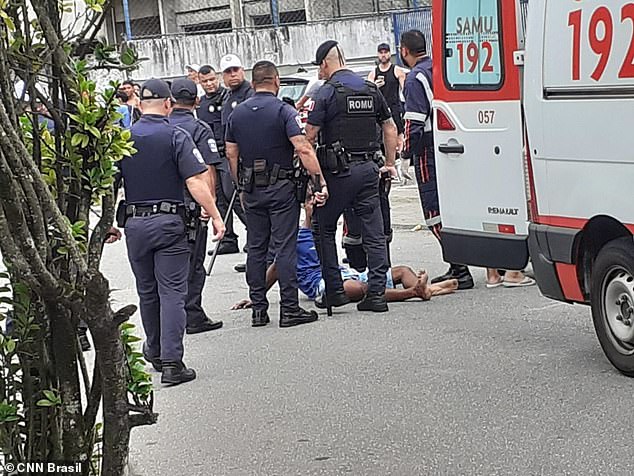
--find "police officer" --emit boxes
[217,54,254,262]
[198,64,247,255]
[305,40,398,313]
[119,78,225,385]
[168,78,224,334]
[400,30,474,289]
[225,60,328,327]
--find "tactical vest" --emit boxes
[238,100,295,170]
[322,80,381,153]
[122,120,186,204]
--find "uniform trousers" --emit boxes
[413,142,443,242]
[216,164,247,245]
[243,180,300,312]
[185,220,208,327]
[313,160,388,297]
[125,214,190,362]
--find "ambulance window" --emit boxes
[444,0,503,90]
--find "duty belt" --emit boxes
[348,152,377,163]
[125,202,183,218]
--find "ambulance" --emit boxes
[432,0,634,375]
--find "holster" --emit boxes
[317,143,350,175]
[185,202,201,243]
[116,201,127,227]
[253,159,269,187]
[240,167,254,193]
[293,166,309,203]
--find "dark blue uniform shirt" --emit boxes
[404,57,433,153]
[308,69,392,128]
[221,80,255,128]
[226,91,303,169]
[168,108,223,168]
[198,86,229,146]
[120,114,207,204]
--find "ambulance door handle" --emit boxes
[438,143,464,155]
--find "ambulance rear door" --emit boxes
[432,0,529,270]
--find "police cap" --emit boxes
[312,40,339,66]
[140,78,172,100]
[171,78,198,101]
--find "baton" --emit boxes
[205,188,238,276]
[312,174,332,317]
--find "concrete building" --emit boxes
[104,0,427,41]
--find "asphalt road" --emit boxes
[98,185,633,476]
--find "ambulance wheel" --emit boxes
[591,237,634,376]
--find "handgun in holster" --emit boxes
[240,167,254,193]
[185,202,201,243]
[294,165,309,203]
[332,141,350,173]
[253,159,269,187]
[116,201,127,227]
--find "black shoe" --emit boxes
[143,344,162,372]
[356,293,389,312]
[215,241,239,255]
[252,309,270,327]
[279,307,319,328]
[186,318,223,335]
[431,266,455,284]
[431,265,475,290]
[315,290,351,309]
[234,263,247,273]
[78,332,91,352]
[161,362,196,386]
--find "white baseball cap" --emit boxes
[185,63,200,73]
[220,54,243,72]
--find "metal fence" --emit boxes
[109,0,429,40]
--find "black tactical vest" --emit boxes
[322,80,381,153]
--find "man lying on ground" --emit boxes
[231,201,458,310]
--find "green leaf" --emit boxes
[43,390,57,401]
[5,339,16,353]
[36,399,55,407]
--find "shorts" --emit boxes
[341,268,395,289]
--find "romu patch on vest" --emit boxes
[346,95,375,114]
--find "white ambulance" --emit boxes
[432,0,634,375]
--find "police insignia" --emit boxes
[346,95,375,114]
[208,138,218,153]
[232,101,238,109]
[209,105,215,113]
[295,115,303,130]
[193,148,204,164]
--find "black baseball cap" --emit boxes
[171,78,198,101]
[312,40,339,66]
[140,78,172,100]
[377,42,390,52]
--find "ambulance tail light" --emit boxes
[498,224,516,234]
[436,109,455,131]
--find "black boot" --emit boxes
[142,344,162,372]
[315,290,351,309]
[356,292,389,312]
[431,264,474,290]
[453,265,475,290]
[186,318,223,335]
[279,307,319,328]
[252,309,270,327]
[161,361,196,386]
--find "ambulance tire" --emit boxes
[591,237,634,377]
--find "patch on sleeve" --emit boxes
[193,148,204,164]
[346,95,375,114]
[208,138,218,153]
[294,115,303,130]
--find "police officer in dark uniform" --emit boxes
[225,60,328,327]
[305,40,398,313]
[168,78,224,334]
[216,55,254,261]
[119,78,225,385]
[198,64,247,255]
[400,30,474,289]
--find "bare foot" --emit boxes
[437,279,459,290]
[414,274,432,301]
